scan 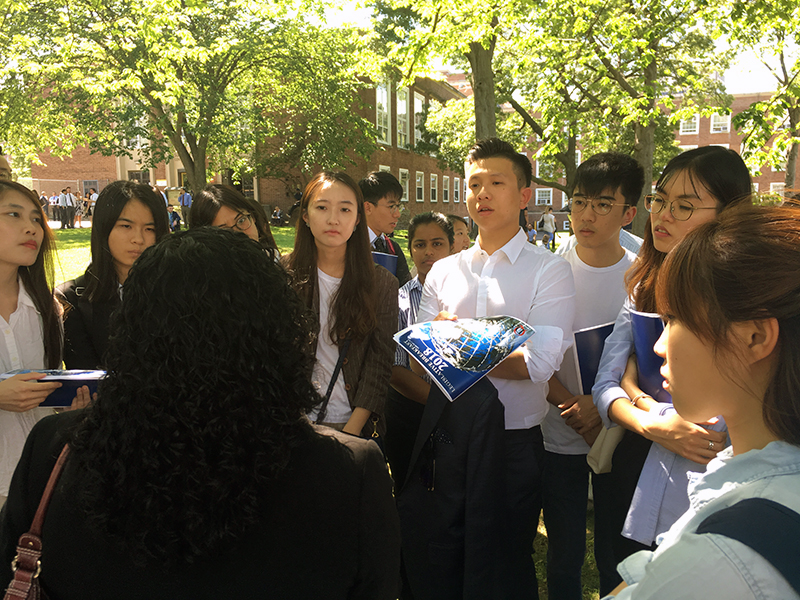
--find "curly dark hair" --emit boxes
[69,227,321,568]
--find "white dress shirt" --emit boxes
[417,228,576,430]
[0,281,52,496]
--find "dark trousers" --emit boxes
[542,451,589,600]
[384,388,425,490]
[504,426,545,600]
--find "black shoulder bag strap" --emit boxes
[696,497,800,594]
[314,337,351,425]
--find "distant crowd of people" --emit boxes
[0,139,798,600]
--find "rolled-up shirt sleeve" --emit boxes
[592,298,634,428]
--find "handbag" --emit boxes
[586,425,625,474]
[4,444,70,600]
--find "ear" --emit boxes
[519,187,532,210]
[622,206,637,227]
[733,318,780,364]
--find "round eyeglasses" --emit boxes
[568,195,626,216]
[644,195,716,221]
[219,212,253,232]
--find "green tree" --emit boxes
[727,0,800,190]
[11,0,375,192]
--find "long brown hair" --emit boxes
[285,172,376,343]
[0,181,62,368]
[626,146,752,312]
[656,204,800,445]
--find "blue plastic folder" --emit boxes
[572,322,615,395]
[0,369,105,407]
[371,251,397,275]
[629,310,671,403]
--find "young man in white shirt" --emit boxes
[541,152,644,598]
[415,138,576,598]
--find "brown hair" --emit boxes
[0,181,62,368]
[285,172,376,342]
[656,204,800,445]
[626,146,752,311]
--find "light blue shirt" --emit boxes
[592,298,726,545]
[606,441,800,600]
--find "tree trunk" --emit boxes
[466,39,497,141]
[784,104,800,191]
[631,120,655,237]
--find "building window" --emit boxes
[397,87,409,148]
[535,188,552,205]
[454,177,460,202]
[430,174,438,202]
[376,82,391,145]
[679,115,699,135]
[443,176,449,202]
[414,92,425,146]
[399,169,410,202]
[82,180,98,197]
[710,113,730,134]
[416,171,424,202]
[379,164,391,172]
[128,170,151,184]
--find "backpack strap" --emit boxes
[696,497,800,595]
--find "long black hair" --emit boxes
[0,180,61,368]
[69,228,321,567]
[84,181,169,303]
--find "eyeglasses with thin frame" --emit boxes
[219,212,253,233]
[569,194,627,216]
[644,194,716,221]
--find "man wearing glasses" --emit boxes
[359,171,411,286]
[542,152,644,599]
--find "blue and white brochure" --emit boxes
[0,369,105,407]
[394,316,535,401]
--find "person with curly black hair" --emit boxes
[0,228,401,599]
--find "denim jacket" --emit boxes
[605,441,800,600]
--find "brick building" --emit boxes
[25,77,470,222]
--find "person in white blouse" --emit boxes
[0,181,63,505]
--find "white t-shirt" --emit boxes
[309,269,351,424]
[0,282,52,496]
[542,247,637,454]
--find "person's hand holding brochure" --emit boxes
[394,316,534,401]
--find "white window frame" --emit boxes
[397,87,409,148]
[399,169,410,202]
[376,82,391,145]
[679,115,699,135]
[535,188,553,205]
[454,177,460,202]
[443,176,449,202]
[416,171,424,202]
[430,174,438,203]
[710,113,730,134]
[414,91,425,146]
[770,182,785,195]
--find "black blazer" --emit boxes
[396,378,515,600]
[0,411,401,600]
[56,274,117,369]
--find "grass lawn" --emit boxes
[51,223,600,599]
